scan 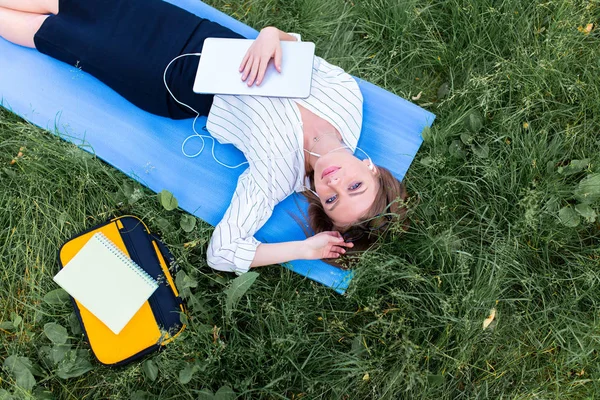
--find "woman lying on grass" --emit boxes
[0,0,407,273]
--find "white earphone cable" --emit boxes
[164,53,316,169]
[164,53,250,168]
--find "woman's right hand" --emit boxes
[303,231,354,260]
[239,27,282,87]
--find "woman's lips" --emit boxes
[321,166,340,179]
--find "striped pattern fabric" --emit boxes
[206,55,363,274]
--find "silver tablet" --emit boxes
[193,38,315,98]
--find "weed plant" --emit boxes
[1,0,599,398]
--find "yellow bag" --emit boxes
[58,215,186,366]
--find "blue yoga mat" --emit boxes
[0,0,435,294]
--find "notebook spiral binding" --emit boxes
[94,232,158,289]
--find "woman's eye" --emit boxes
[325,194,337,204]
[349,182,362,190]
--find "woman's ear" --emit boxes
[362,158,378,175]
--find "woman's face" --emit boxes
[313,150,380,227]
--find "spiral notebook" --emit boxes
[53,232,159,334]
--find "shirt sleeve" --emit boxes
[287,32,301,41]
[207,169,274,275]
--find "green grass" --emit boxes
[1,0,600,398]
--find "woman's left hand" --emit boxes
[239,27,282,87]
[303,231,354,260]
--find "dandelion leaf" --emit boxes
[574,173,600,204]
[214,386,236,400]
[224,272,259,316]
[43,289,70,306]
[143,359,159,382]
[180,214,196,232]
[159,189,178,211]
[3,355,36,392]
[575,203,597,222]
[44,323,68,345]
[559,206,580,227]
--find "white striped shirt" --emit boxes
[205,54,363,274]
